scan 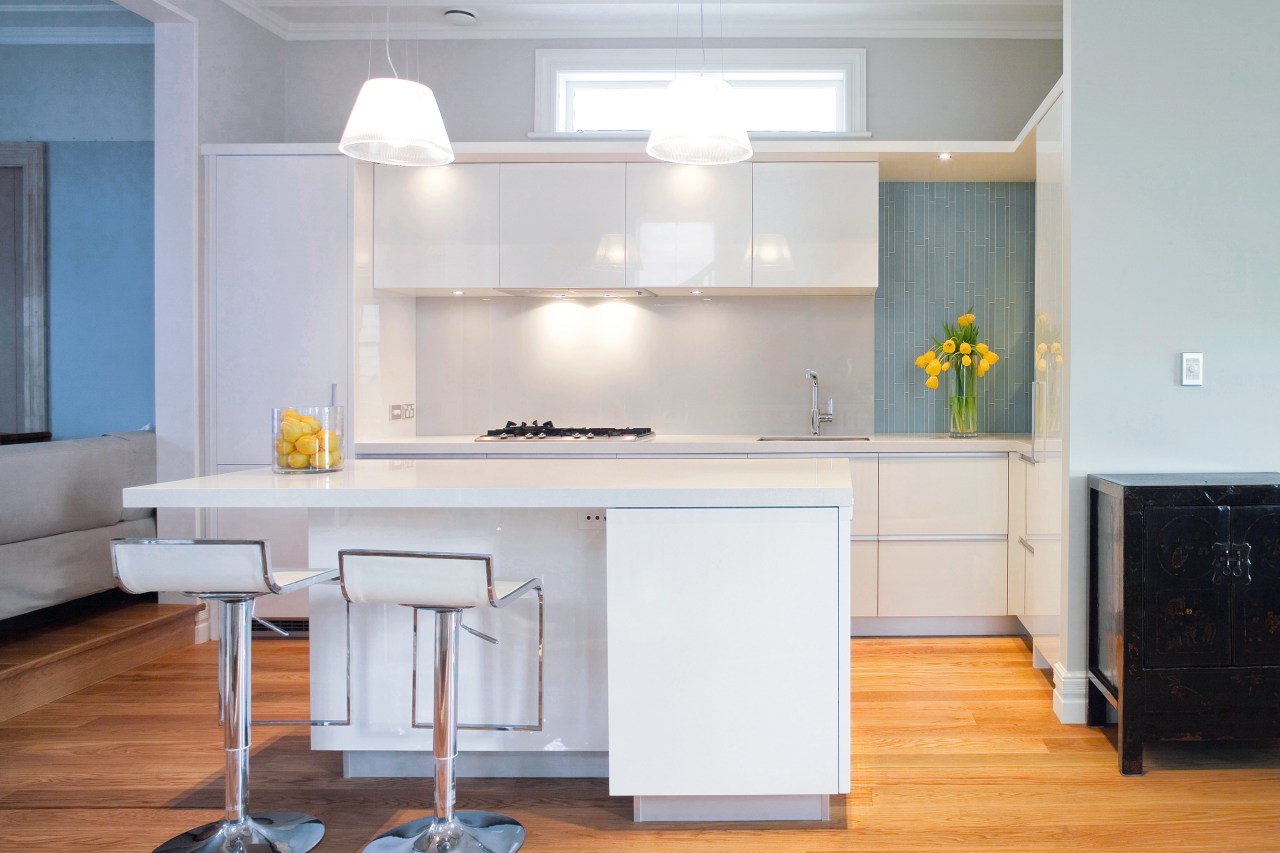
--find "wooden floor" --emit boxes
[4,637,1280,851]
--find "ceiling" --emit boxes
[1,0,1062,44]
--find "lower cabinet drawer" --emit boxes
[878,539,1008,617]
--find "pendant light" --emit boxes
[339,13,454,166]
[646,0,751,166]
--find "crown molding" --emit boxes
[217,0,290,39]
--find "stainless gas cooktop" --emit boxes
[475,421,655,441]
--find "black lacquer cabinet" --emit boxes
[1088,473,1280,774]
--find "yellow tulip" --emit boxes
[926,361,942,376]
[962,354,973,367]
[987,351,1000,364]
[1037,358,1048,372]
[1036,342,1048,355]
[941,361,951,372]
[925,375,939,390]
[976,343,989,355]
[942,339,956,354]
[959,342,972,355]
[915,353,930,369]
[1055,354,1063,365]
[957,314,972,328]
[1051,342,1062,354]
[977,362,989,377]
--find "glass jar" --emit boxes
[948,363,979,438]
[272,406,344,473]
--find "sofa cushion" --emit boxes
[109,431,158,522]
[0,431,155,546]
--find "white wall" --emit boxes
[415,296,875,436]
[285,37,1061,144]
[1064,0,1280,673]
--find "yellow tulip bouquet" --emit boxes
[914,310,1000,437]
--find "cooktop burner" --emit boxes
[476,420,655,441]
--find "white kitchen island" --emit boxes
[124,457,853,822]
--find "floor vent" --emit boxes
[252,617,310,638]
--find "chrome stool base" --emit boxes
[363,811,525,853]
[154,812,325,852]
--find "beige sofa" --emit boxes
[0,430,157,622]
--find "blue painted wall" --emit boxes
[47,143,155,439]
[875,182,1035,434]
[1,42,155,439]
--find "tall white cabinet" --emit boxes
[205,152,352,616]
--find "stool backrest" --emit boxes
[111,538,275,595]
[339,550,494,609]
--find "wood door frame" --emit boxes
[0,142,47,433]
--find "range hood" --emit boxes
[498,288,653,299]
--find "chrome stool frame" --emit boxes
[111,538,336,853]
[338,549,544,853]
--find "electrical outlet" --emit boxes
[403,404,415,419]
[578,510,606,531]
[389,404,403,420]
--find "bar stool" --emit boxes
[338,549,543,853]
[111,537,336,853]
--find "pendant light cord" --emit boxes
[385,6,397,78]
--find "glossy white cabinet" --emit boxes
[1008,454,1028,618]
[373,164,499,293]
[499,163,626,290]
[849,456,879,619]
[751,162,879,293]
[624,163,752,291]
[606,506,845,800]
[878,455,1009,536]
[208,154,349,467]
[878,540,1008,617]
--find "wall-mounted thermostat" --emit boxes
[1181,352,1204,386]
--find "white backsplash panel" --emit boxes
[415,296,874,436]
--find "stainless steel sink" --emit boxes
[757,435,872,441]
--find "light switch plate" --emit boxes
[1181,352,1203,386]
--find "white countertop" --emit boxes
[355,433,1031,457]
[125,457,853,510]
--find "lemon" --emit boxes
[280,420,306,443]
[275,438,295,455]
[276,454,290,468]
[287,451,310,469]
[295,434,319,455]
[300,416,322,435]
[280,408,301,421]
[315,428,339,451]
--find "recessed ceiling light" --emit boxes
[452,290,464,296]
[443,8,477,26]
[691,290,702,295]
[938,152,952,161]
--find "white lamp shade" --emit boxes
[645,75,753,166]
[339,78,455,167]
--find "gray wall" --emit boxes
[282,37,1061,144]
[1065,0,1280,671]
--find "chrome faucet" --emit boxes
[805,369,835,436]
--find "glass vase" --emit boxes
[272,406,344,473]
[948,363,979,438]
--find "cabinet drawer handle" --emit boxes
[1018,536,1035,555]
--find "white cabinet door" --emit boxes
[879,455,1009,536]
[878,540,1008,617]
[499,164,626,290]
[624,163,751,291]
[210,155,349,466]
[373,163,499,293]
[606,507,842,796]
[1008,454,1028,618]
[851,539,878,619]
[751,162,878,292]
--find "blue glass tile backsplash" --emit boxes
[876,182,1035,434]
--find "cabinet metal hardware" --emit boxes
[1212,541,1255,586]
[1018,536,1035,555]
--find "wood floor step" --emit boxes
[0,603,200,722]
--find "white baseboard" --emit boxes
[343,750,609,779]
[1052,661,1088,724]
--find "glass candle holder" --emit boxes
[272,406,344,473]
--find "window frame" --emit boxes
[532,48,870,138]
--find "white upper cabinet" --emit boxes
[751,162,879,293]
[209,154,349,467]
[624,163,752,291]
[373,164,499,293]
[499,163,626,290]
